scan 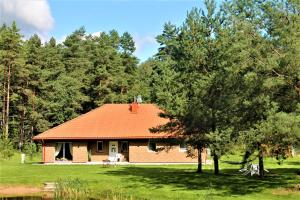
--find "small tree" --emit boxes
[23,142,37,160]
[0,138,14,160]
[241,106,300,177]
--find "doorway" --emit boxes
[109,141,118,160]
[55,142,73,161]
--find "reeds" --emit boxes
[54,178,89,200]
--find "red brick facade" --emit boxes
[129,140,203,163]
[43,140,206,163]
[88,140,129,162]
[72,142,88,163]
[44,142,55,163]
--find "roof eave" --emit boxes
[33,135,176,141]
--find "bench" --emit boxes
[102,159,116,167]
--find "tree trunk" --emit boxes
[30,90,35,141]
[197,145,203,173]
[213,153,219,175]
[19,108,25,147]
[4,64,11,140]
[2,65,7,136]
[258,144,264,178]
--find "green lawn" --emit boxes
[0,153,299,200]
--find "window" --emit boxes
[121,141,128,152]
[97,141,103,152]
[148,141,156,152]
[179,141,187,151]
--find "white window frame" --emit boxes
[121,141,128,152]
[97,141,104,152]
[148,141,156,152]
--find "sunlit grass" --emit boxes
[0,152,299,199]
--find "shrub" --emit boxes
[0,138,14,160]
[23,142,38,160]
[54,178,90,200]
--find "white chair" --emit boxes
[108,156,117,166]
[239,163,269,176]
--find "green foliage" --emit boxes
[0,138,14,160]
[0,0,299,179]
[23,142,38,160]
[54,178,90,200]
[0,23,139,144]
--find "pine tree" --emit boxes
[223,0,300,177]
[0,22,23,140]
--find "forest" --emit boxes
[1,0,300,177]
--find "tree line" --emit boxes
[1,0,300,177]
[1,25,139,147]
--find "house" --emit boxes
[33,103,206,163]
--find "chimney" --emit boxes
[130,102,139,114]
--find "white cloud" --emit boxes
[0,0,54,40]
[133,35,156,54]
[91,31,102,37]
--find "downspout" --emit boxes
[42,140,45,163]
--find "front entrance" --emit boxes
[109,141,118,160]
[55,142,73,161]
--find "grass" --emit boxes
[54,178,89,199]
[0,153,299,199]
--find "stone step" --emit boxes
[44,185,56,188]
[44,182,55,185]
[44,188,55,191]
[43,182,56,192]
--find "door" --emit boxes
[109,141,118,158]
[55,142,73,161]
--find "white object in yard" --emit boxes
[107,154,122,166]
[21,153,25,164]
[108,156,118,166]
[239,163,269,176]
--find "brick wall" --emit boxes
[72,142,88,163]
[129,140,205,163]
[44,142,55,163]
[43,140,206,163]
[89,140,129,162]
[89,141,109,162]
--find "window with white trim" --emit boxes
[97,141,103,152]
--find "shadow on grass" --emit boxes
[285,161,300,165]
[101,166,299,197]
[221,160,243,165]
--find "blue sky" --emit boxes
[49,0,203,61]
[0,0,206,61]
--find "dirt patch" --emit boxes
[0,185,42,196]
[272,185,300,196]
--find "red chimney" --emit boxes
[130,102,139,114]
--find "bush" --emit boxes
[54,178,90,200]
[0,138,14,160]
[23,142,38,160]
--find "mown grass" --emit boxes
[0,153,299,200]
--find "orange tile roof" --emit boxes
[33,104,170,140]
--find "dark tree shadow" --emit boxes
[99,166,299,197]
[285,161,300,165]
